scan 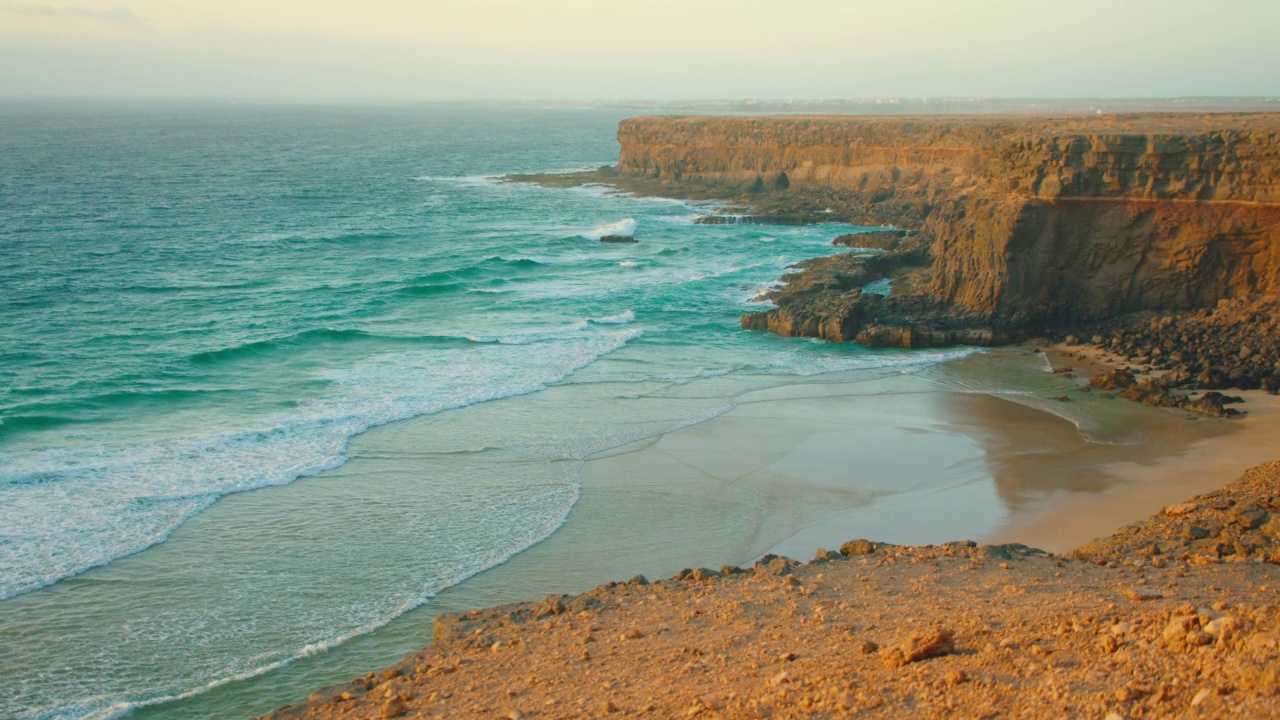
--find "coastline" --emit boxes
[981,343,1280,553]
[259,344,1280,718]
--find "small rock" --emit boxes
[813,547,843,562]
[690,568,721,582]
[840,539,877,556]
[1203,616,1237,638]
[1163,502,1197,516]
[1191,688,1214,707]
[769,670,791,686]
[1163,616,1196,643]
[1247,632,1280,650]
[882,629,955,667]
[602,700,618,714]
[858,640,879,654]
[1183,525,1211,540]
[1122,587,1162,602]
[379,697,407,718]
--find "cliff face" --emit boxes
[610,114,1280,345]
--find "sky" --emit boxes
[1,0,1277,100]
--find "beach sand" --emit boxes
[984,344,1280,553]
[259,343,1280,719]
[153,346,1279,718]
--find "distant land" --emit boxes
[522,97,1280,115]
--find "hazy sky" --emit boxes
[2,0,1277,100]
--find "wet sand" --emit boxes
[261,344,1280,720]
[984,344,1280,553]
[148,346,1275,718]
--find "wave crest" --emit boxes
[580,218,636,241]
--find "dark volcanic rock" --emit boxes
[1082,296,1280,401]
[600,234,637,243]
[831,229,907,250]
[740,241,1011,347]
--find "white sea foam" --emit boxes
[592,310,635,324]
[580,218,637,240]
[412,174,501,185]
[750,346,982,378]
[65,394,738,720]
[0,328,642,602]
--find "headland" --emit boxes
[518,112,1280,409]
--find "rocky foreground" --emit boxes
[263,464,1280,720]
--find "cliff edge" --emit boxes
[584,114,1280,347]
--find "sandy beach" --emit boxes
[254,343,1280,718]
[986,343,1280,553]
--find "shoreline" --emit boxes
[258,345,1280,718]
[983,343,1280,553]
[264,461,1280,719]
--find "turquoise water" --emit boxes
[0,102,972,719]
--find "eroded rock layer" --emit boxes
[607,114,1280,347]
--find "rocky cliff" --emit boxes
[604,114,1280,346]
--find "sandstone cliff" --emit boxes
[600,114,1280,346]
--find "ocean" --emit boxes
[0,102,975,719]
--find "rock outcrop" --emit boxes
[831,229,906,250]
[597,114,1280,347]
